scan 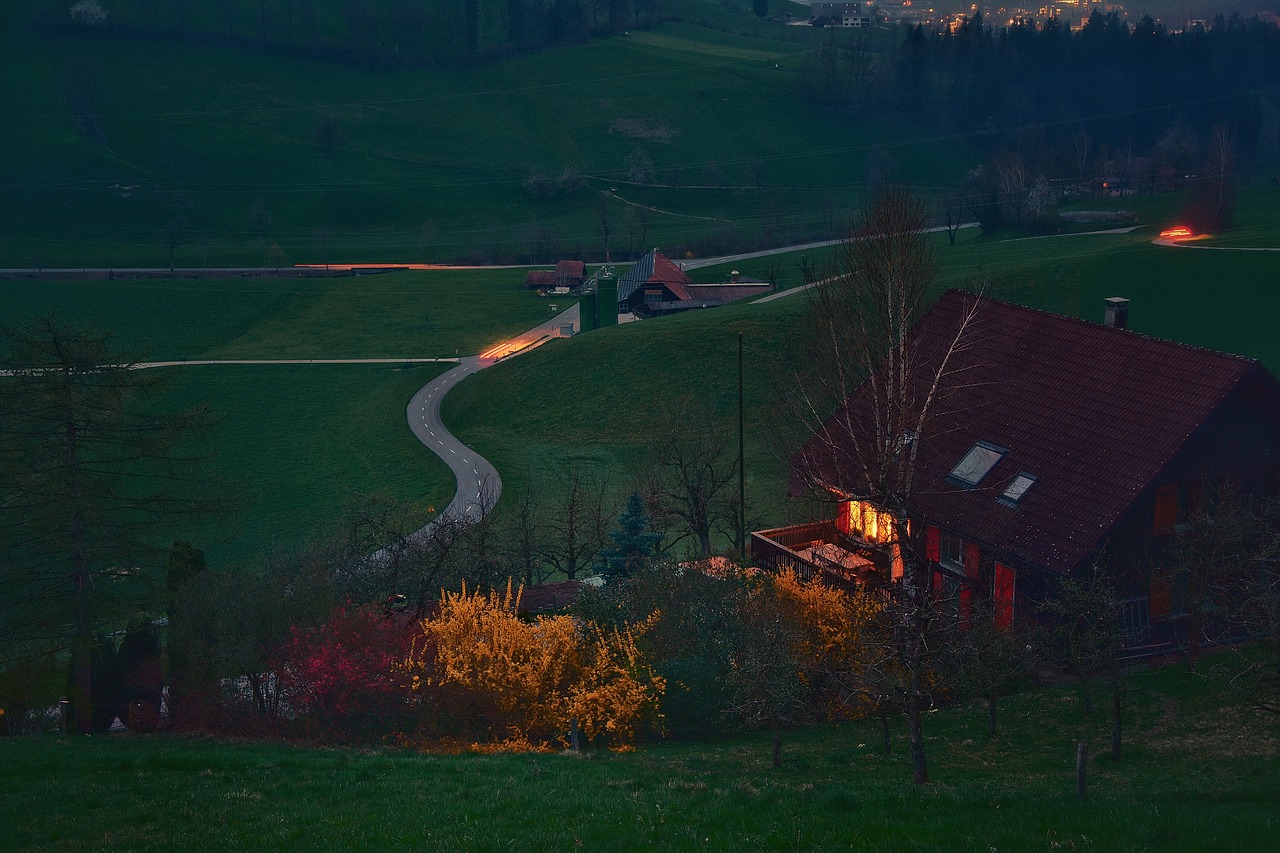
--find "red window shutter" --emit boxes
[926,525,940,563]
[931,569,943,598]
[959,588,972,628]
[963,541,981,579]
[1153,484,1179,534]
[836,501,852,535]
[994,563,1015,631]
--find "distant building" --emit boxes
[523,269,557,289]
[555,260,586,289]
[616,250,773,316]
[811,2,872,26]
[525,260,586,291]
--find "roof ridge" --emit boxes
[941,288,1259,368]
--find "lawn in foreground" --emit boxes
[1,659,1275,850]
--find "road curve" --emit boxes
[397,302,580,544]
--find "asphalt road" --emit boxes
[396,302,580,544]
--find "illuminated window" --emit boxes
[998,472,1038,507]
[842,500,896,545]
[948,441,1006,487]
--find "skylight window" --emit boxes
[948,442,1006,488]
[998,472,1038,507]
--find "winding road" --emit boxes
[394,302,580,544]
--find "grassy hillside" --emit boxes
[3,656,1276,849]
[0,267,553,568]
[1,4,972,267]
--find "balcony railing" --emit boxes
[750,521,887,589]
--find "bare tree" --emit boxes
[1040,564,1131,761]
[781,187,982,783]
[543,464,609,580]
[652,403,738,558]
[502,484,554,587]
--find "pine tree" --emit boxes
[600,493,663,581]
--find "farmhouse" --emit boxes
[753,290,1280,648]
[616,249,772,317]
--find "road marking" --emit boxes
[472,468,479,475]
[449,448,456,454]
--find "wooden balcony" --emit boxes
[750,521,888,590]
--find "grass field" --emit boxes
[0,267,555,568]
[159,363,454,569]
[0,4,975,268]
[2,655,1276,850]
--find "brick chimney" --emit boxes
[1104,297,1129,330]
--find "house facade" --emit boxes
[753,291,1280,649]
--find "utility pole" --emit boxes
[737,331,746,556]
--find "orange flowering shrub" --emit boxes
[763,570,884,718]
[772,569,882,673]
[568,617,666,744]
[401,581,663,749]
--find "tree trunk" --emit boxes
[1076,741,1089,799]
[879,704,891,754]
[772,728,782,768]
[698,529,712,558]
[68,412,93,735]
[1110,681,1122,762]
[1079,676,1094,716]
[906,682,929,783]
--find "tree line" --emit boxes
[44,0,665,69]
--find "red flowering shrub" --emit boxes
[273,604,413,736]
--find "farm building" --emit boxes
[524,260,586,291]
[523,270,557,289]
[754,290,1280,650]
[616,249,772,317]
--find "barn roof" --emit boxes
[555,260,586,280]
[794,290,1280,574]
[617,249,694,303]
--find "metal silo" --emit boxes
[596,270,618,328]
[579,290,598,332]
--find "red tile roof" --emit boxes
[556,260,586,281]
[524,270,556,287]
[795,290,1280,574]
[618,250,694,303]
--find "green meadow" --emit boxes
[0,267,557,567]
[1,4,972,268]
[2,656,1275,850]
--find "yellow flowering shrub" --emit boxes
[401,581,663,749]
